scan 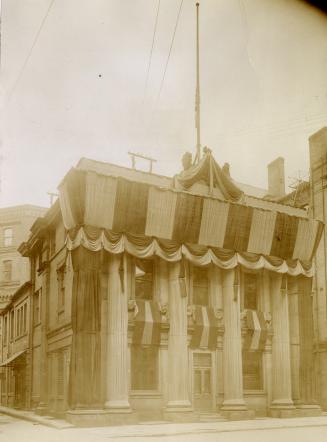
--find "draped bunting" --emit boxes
[132,300,161,346]
[189,305,219,350]
[243,310,268,351]
[66,226,315,277]
[59,167,323,262]
[174,152,244,202]
[68,248,102,408]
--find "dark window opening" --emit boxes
[135,259,153,301]
[243,273,258,310]
[242,350,262,390]
[131,345,158,390]
[193,266,209,306]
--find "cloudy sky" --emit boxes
[1,0,327,208]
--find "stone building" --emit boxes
[0,205,46,407]
[0,152,323,424]
[0,205,46,311]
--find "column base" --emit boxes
[66,409,138,427]
[35,403,48,416]
[163,401,197,423]
[269,402,297,418]
[296,404,322,417]
[220,400,255,420]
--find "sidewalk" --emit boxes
[1,406,327,437]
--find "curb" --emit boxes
[0,406,74,430]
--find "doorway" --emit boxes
[193,352,212,410]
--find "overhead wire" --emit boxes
[142,0,161,104]
[155,0,184,103]
[6,0,56,105]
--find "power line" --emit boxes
[6,0,56,105]
[142,0,161,104]
[156,0,184,103]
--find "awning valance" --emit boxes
[66,226,315,277]
[0,350,26,367]
[59,168,323,262]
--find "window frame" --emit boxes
[192,265,209,306]
[3,259,13,282]
[134,259,155,301]
[130,344,159,392]
[3,227,13,247]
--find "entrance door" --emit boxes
[193,353,212,410]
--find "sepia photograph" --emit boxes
[1,0,327,441]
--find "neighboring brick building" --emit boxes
[0,205,47,311]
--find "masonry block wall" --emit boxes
[309,127,327,409]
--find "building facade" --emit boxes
[0,153,323,424]
[0,205,46,311]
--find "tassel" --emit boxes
[233,267,239,301]
[119,254,124,294]
[179,260,187,298]
[281,274,287,295]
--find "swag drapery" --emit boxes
[59,167,323,262]
[66,226,315,277]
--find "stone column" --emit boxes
[288,277,301,406]
[262,270,273,408]
[221,268,253,420]
[164,261,194,422]
[104,254,135,424]
[208,265,224,410]
[269,273,296,417]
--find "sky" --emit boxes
[1,0,327,208]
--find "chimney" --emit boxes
[267,157,285,198]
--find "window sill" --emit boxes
[243,390,265,396]
[130,390,162,398]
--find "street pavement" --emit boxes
[1,413,327,442]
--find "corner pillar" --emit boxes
[221,267,254,420]
[163,261,194,422]
[269,273,296,418]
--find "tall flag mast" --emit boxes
[194,2,201,164]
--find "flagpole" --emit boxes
[195,1,201,164]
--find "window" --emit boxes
[34,289,41,325]
[16,303,27,337]
[131,345,158,390]
[57,266,66,312]
[243,273,258,310]
[193,266,209,306]
[3,260,12,282]
[135,260,153,300]
[10,310,14,341]
[3,315,8,344]
[3,228,13,247]
[242,351,263,390]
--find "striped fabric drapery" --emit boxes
[189,305,219,350]
[59,168,323,262]
[242,310,268,351]
[66,226,316,277]
[132,300,161,346]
